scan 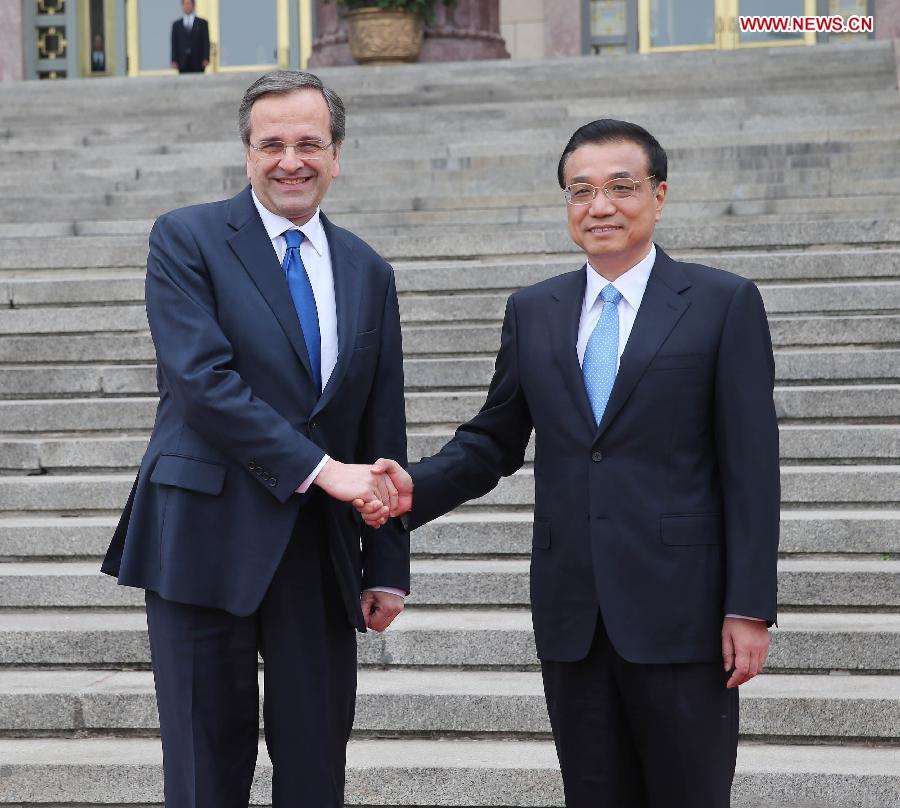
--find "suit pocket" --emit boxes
[660,514,723,546]
[354,328,379,350]
[647,353,702,372]
[150,453,226,496]
[532,518,551,550]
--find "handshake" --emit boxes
[314,457,412,529]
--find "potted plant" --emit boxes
[328,0,455,65]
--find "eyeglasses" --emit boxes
[564,176,656,205]
[249,140,335,160]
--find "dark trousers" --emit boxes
[541,614,738,808]
[145,515,357,808]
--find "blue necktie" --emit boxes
[282,229,322,393]
[583,283,623,425]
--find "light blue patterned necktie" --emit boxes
[282,229,322,393]
[582,283,623,425]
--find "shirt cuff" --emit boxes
[364,587,407,599]
[295,454,331,494]
[726,614,766,621]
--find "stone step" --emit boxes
[6,163,899,207]
[399,282,900,325]
[6,149,899,202]
[3,220,900,272]
[4,252,900,312]
[1,314,898,365]
[1,669,897,742]
[410,424,900,465]
[3,102,897,170]
[406,386,900,427]
[4,508,897,561]
[0,558,895,610]
[0,609,896,672]
[0,735,897,807]
[7,245,900,292]
[4,289,900,338]
[6,74,896,130]
[4,249,900,297]
[0,385,894,439]
[402,313,900,354]
[1,347,898,393]
[0,466,897,514]
[5,423,897,475]
[4,133,898,210]
[405,350,900,389]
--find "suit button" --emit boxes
[248,461,257,470]
[261,471,270,480]
[268,478,278,488]
[310,420,318,430]
[591,451,603,462]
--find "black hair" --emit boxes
[557,119,667,189]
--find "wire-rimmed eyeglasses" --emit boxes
[564,176,656,205]
[249,140,335,160]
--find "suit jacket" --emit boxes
[171,17,210,72]
[102,186,410,630]
[407,247,779,664]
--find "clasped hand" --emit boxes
[355,458,413,528]
[313,458,412,528]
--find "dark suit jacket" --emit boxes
[102,186,410,630]
[171,17,210,72]
[407,247,779,664]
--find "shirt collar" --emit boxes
[183,13,195,24]
[585,243,656,311]
[251,188,326,257]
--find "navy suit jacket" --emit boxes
[407,247,779,664]
[171,17,210,72]
[102,186,410,630]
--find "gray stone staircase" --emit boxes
[1,39,899,806]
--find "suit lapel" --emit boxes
[311,214,362,418]
[594,248,691,442]
[225,187,317,386]
[550,268,598,437]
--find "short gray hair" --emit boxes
[238,70,346,147]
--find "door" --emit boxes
[638,0,816,52]
[125,0,311,76]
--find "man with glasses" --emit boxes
[362,119,779,807]
[102,71,409,808]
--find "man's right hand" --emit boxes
[314,459,397,522]
[353,458,412,528]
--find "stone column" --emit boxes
[0,0,25,81]
[421,0,509,62]
[543,0,583,58]
[875,0,900,39]
[309,0,508,66]
[308,1,354,68]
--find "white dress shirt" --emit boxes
[577,245,655,371]
[575,244,760,623]
[251,191,403,599]
[182,13,195,31]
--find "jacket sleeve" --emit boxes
[408,294,534,529]
[200,19,210,63]
[357,270,410,593]
[145,211,325,504]
[714,279,780,623]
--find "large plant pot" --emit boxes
[345,8,424,64]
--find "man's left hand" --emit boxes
[361,590,404,632]
[722,616,770,688]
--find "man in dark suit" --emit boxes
[170,0,209,73]
[102,70,409,808]
[363,120,779,807]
